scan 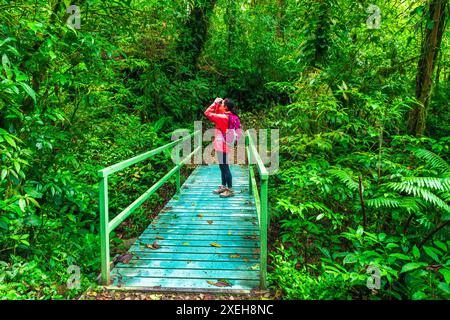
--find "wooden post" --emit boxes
[99,176,110,285]
[260,177,269,289]
[176,168,181,194]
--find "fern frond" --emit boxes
[410,148,449,173]
[366,196,421,213]
[401,177,450,192]
[328,169,359,191]
[366,197,401,209]
[386,182,450,213]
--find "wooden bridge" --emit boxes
[97,130,269,292]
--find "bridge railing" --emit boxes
[245,131,269,289]
[97,130,202,285]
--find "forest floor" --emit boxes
[80,287,276,300]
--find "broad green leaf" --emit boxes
[438,282,450,294]
[389,253,411,261]
[423,246,440,263]
[18,198,26,212]
[1,169,7,180]
[400,262,427,273]
[439,268,450,283]
[4,135,16,148]
[356,225,364,236]
[19,82,36,103]
[434,241,447,252]
[412,291,427,300]
[412,245,420,260]
[343,253,357,264]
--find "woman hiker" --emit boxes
[204,97,240,198]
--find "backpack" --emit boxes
[224,113,242,147]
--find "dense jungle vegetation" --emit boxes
[0,0,449,300]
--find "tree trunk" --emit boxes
[276,0,286,40]
[225,0,237,54]
[408,0,448,136]
[177,0,217,70]
[314,0,330,65]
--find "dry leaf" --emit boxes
[210,242,222,247]
[243,257,250,262]
[146,241,161,250]
[207,220,213,225]
[182,242,190,246]
[197,214,204,218]
[229,254,241,259]
[227,231,232,236]
[115,253,133,264]
[207,280,231,287]
[155,236,164,240]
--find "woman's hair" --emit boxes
[223,98,237,115]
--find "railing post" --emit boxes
[246,134,252,195]
[99,176,110,285]
[260,177,268,289]
[176,168,181,194]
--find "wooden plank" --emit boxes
[109,276,259,291]
[134,239,259,248]
[115,260,259,270]
[111,268,259,280]
[145,225,258,231]
[151,218,257,226]
[140,233,259,241]
[141,229,259,236]
[129,245,259,254]
[120,252,259,262]
[155,212,256,218]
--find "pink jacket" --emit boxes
[204,103,231,153]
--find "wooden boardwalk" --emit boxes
[108,165,260,292]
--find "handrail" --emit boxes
[98,130,201,285]
[245,131,269,290]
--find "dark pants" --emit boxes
[216,151,232,188]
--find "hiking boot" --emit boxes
[219,188,235,198]
[213,185,227,194]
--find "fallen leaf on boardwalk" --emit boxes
[242,235,257,240]
[207,280,232,287]
[243,257,250,262]
[182,242,190,246]
[197,214,204,218]
[229,254,241,258]
[250,264,260,270]
[207,220,213,225]
[146,241,161,250]
[161,206,173,212]
[155,236,165,240]
[149,294,162,300]
[115,253,133,264]
[210,242,222,247]
[253,248,260,254]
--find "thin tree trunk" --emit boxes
[314,0,330,65]
[177,0,217,70]
[418,220,450,249]
[408,0,448,136]
[276,0,286,40]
